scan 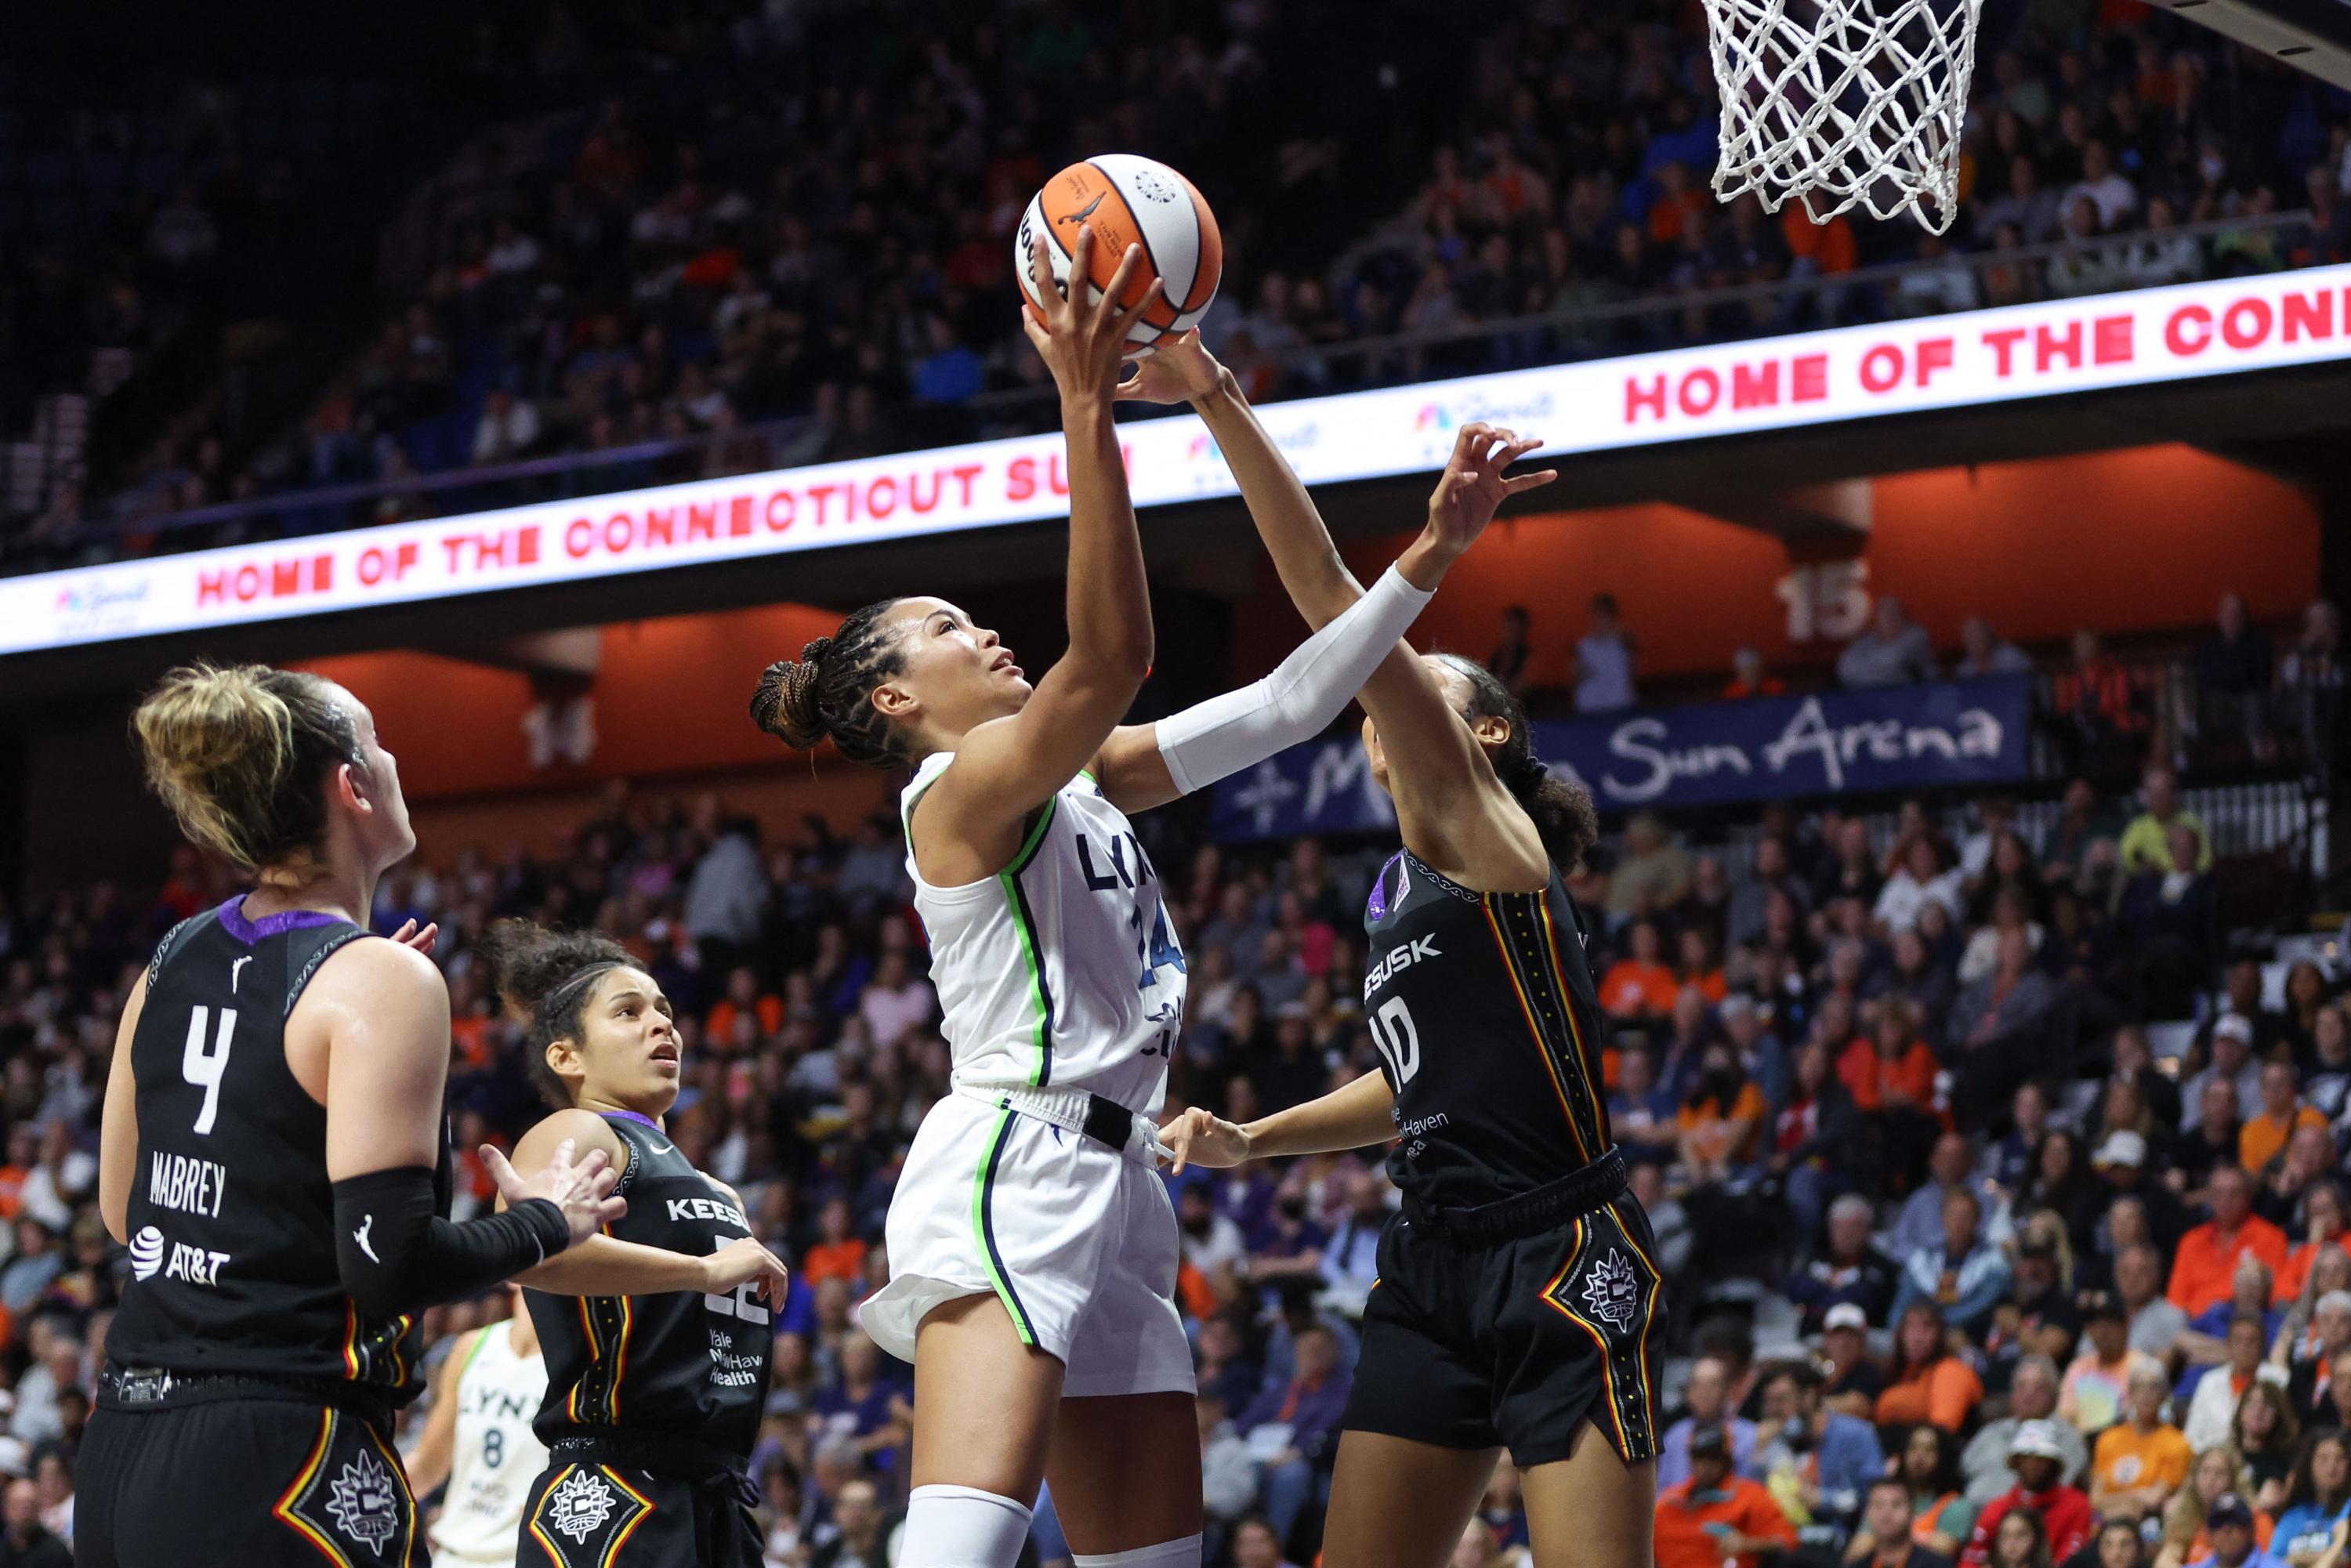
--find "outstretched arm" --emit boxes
[911,228,1167,885]
[1161,1069,1398,1171]
[1145,340,1558,879]
[1090,337,1541,814]
[498,1109,790,1304]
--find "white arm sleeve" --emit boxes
[1154,564,1434,797]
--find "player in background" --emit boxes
[485,920,793,1568]
[746,228,1519,1568]
[1157,333,1665,1568]
[410,1284,550,1568]
[82,665,623,1568]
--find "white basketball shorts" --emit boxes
[860,1086,1195,1399]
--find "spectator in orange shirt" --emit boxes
[704,964,784,1047]
[1785,205,1860,273]
[0,1127,36,1223]
[2170,1166,2291,1318]
[1654,1424,1799,1568]
[2242,1063,2328,1175]
[1879,1302,1988,1433]
[1676,928,1729,1004]
[799,1195,870,1287]
[1679,1042,1769,1179]
[1841,1001,1943,1112]
[1722,647,1788,701]
[1843,1001,1948,1169]
[1648,162,1709,245]
[2276,1180,2346,1303]
[1600,919,1680,1020]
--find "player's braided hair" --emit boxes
[748,598,911,769]
[1430,654,1600,873]
[476,918,642,1108]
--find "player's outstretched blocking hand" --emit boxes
[1112,328,1223,404]
[1021,225,1163,407]
[484,1135,625,1248]
[1424,422,1559,558]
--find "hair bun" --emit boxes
[799,635,834,665]
[749,657,828,749]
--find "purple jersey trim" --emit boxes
[216,894,349,946]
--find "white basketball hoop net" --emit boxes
[1701,0,1985,234]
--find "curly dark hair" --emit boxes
[748,598,911,768]
[476,918,643,1108]
[1429,654,1600,872]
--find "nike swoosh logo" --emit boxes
[648,1140,676,1156]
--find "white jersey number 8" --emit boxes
[181,1005,238,1135]
[1367,996,1420,1088]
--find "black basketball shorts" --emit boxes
[79,1392,425,1567]
[520,1450,762,1567]
[1340,1184,1667,1468]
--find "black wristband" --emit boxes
[508,1197,572,1260]
[331,1166,574,1319]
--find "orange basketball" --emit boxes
[1014,154,1223,357]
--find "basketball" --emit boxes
[1014,154,1222,357]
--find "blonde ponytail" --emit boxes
[132,664,360,870]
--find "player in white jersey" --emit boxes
[748,228,1531,1568]
[410,1287,550,1568]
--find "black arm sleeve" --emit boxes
[331,1164,573,1319]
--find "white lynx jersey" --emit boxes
[902,753,1187,1114]
[430,1320,549,1566]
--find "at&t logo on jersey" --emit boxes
[129,1223,229,1286]
[325,1447,401,1554]
[546,1468,618,1543]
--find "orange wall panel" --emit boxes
[1251,445,2319,683]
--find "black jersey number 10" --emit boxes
[181,1005,239,1135]
[1367,996,1420,1088]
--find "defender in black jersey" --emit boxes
[86,666,621,1568]
[1162,400,1660,1568]
[484,922,788,1568]
[1342,849,1662,1468]
[85,900,433,1568]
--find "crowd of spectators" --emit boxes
[10,0,2351,572]
[0,657,2341,1567]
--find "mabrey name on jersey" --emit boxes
[148,1150,227,1217]
[1364,935,1441,1001]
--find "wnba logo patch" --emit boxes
[1580,1250,1642,1331]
